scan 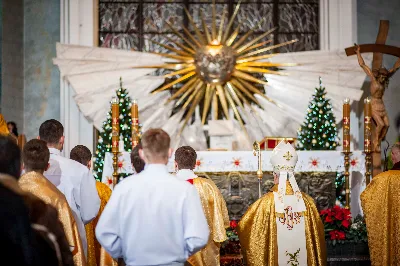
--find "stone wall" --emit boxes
[24,0,60,139]
[201,172,336,220]
[1,0,24,130]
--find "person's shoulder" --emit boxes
[112,173,141,194]
[52,154,88,171]
[194,177,218,191]
[246,191,275,211]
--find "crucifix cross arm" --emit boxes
[389,57,400,75]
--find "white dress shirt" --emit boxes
[44,148,100,257]
[96,164,209,266]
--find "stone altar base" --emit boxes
[220,241,370,266]
[198,171,336,219]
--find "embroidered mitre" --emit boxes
[270,141,305,214]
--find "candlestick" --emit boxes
[111,97,119,187]
[364,97,372,185]
[342,98,351,209]
[343,98,351,153]
[252,141,263,198]
[131,99,140,148]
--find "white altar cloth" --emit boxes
[101,151,365,184]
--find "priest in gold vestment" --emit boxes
[70,145,118,266]
[174,146,230,266]
[237,141,326,266]
[361,143,400,265]
[19,139,86,266]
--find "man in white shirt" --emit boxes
[39,119,100,257]
[96,128,209,266]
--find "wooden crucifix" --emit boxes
[345,20,400,176]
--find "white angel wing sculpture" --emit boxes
[54,43,370,150]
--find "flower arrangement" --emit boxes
[320,206,368,245]
[226,220,239,242]
[221,220,241,255]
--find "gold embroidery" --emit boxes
[283,151,293,161]
[278,206,302,230]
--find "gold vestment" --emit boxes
[361,170,400,266]
[187,177,230,266]
[19,171,86,266]
[86,181,118,266]
[237,182,326,266]
[0,114,9,135]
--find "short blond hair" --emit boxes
[141,129,170,161]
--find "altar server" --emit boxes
[70,145,118,266]
[174,146,229,266]
[237,141,326,266]
[96,129,209,266]
[39,119,100,257]
[361,143,400,265]
[19,139,86,266]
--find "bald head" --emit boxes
[392,143,400,165]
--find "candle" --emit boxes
[131,99,140,147]
[111,97,119,153]
[343,98,350,152]
[364,97,372,152]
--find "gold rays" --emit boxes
[146,1,297,135]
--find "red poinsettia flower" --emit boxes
[230,220,238,229]
[342,208,351,219]
[325,215,333,223]
[320,208,333,216]
[342,219,350,228]
[334,211,344,220]
[337,231,346,240]
[329,230,346,240]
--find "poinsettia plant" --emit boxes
[320,206,367,246]
[226,220,239,242]
[320,205,351,245]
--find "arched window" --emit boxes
[99,0,319,53]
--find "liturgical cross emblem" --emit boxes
[283,151,293,161]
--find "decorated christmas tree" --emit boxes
[93,78,133,181]
[297,78,339,150]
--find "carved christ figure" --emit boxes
[355,44,400,152]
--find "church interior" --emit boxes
[1,0,400,265]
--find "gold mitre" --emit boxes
[270,140,298,172]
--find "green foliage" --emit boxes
[346,215,368,244]
[335,172,346,206]
[93,78,133,182]
[297,78,339,150]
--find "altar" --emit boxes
[102,150,366,218]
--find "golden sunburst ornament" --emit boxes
[142,1,297,135]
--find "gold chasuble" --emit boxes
[361,170,400,265]
[187,177,230,266]
[19,171,86,266]
[86,181,118,266]
[237,182,326,266]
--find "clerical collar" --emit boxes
[176,169,197,182]
[48,147,61,156]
